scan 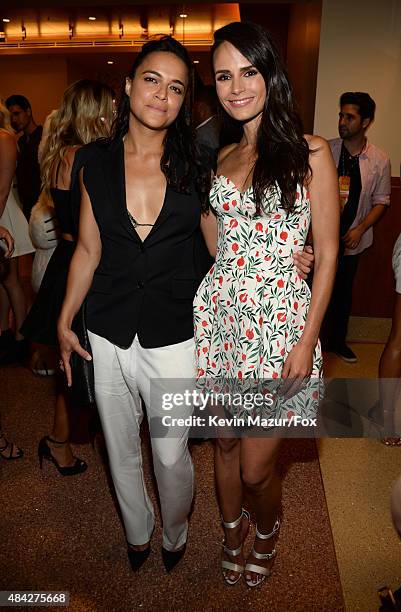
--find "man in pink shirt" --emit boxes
[324,92,391,362]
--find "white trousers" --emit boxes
[88,331,195,551]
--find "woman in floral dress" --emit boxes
[194,22,339,588]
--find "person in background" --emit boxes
[324,92,391,363]
[193,84,221,153]
[21,80,115,475]
[0,224,23,459]
[5,94,43,221]
[0,100,35,363]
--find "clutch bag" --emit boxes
[69,301,95,406]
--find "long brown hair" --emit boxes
[212,22,311,216]
[41,79,114,193]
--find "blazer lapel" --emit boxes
[106,138,141,243]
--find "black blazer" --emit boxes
[77,139,212,349]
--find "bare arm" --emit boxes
[57,170,102,385]
[282,136,339,391]
[0,131,17,217]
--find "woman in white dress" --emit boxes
[0,99,35,358]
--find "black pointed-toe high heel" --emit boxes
[161,544,186,573]
[38,436,87,476]
[127,545,151,572]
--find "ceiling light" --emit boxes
[179,14,188,18]
[0,31,5,36]
[107,60,114,65]
[193,60,199,64]
[2,18,10,23]
[88,16,96,21]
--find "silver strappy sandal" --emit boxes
[221,508,251,586]
[244,518,280,588]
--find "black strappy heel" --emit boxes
[38,436,87,476]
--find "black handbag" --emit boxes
[69,301,95,406]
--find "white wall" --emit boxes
[314,0,401,174]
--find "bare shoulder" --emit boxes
[0,129,16,147]
[305,134,333,172]
[304,134,329,152]
[217,142,239,167]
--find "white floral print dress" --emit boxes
[193,175,322,421]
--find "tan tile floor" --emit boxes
[320,343,401,611]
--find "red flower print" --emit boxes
[306,191,310,199]
[232,200,237,206]
[300,325,304,330]
[280,231,288,241]
[281,348,285,356]
[199,306,204,311]
[294,240,298,245]
[212,295,217,304]
[202,347,208,353]
[296,191,300,200]
[277,279,284,288]
[260,356,263,363]
[312,391,319,400]
[238,371,243,380]
[255,222,263,232]
[277,313,286,322]
[273,372,278,379]
[256,274,262,282]
[242,353,246,361]
[294,302,298,310]
[274,214,281,219]
[229,316,234,322]
[237,257,245,267]
[198,368,205,376]
[232,243,239,253]
[223,203,230,211]
[239,294,247,303]
[212,362,216,368]
[202,320,208,327]
[224,342,228,350]
[219,276,223,286]
[246,329,254,339]
[259,316,263,326]
[230,219,238,228]
[287,410,295,418]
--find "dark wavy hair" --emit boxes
[212,22,311,216]
[340,91,376,122]
[112,36,210,210]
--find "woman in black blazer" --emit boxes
[58,37,212,574]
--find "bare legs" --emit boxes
[1,257,27,341]
[0,284,11,331]
[215,435,282,585]
[46,389,76,466]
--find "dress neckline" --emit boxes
[214,174,253,197]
